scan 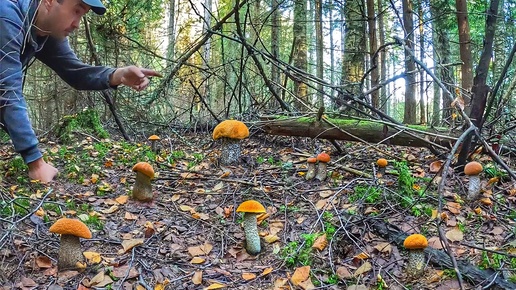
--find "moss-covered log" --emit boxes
[260,116,460,148]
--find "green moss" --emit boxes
[56,109,109,144]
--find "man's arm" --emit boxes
[0,3,43,164]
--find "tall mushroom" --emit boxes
[305,157,317,180]
[403,233,428,276]
[464,161,483,201]
[236,200,266,255]
[212,120,249,165]
[132,162,155,201]
[376,158,388,176]
[49,218,92,270]
[148,135,161,153]
[315,152,330,181]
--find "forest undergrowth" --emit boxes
[1,129,516,290]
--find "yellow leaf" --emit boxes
[83,251,102,264]
[115,195,128,204]
[179,205,194,212]
[121,238,144,252]
[191,212,201,219]
[192,271,203,285]
[354,262,372,276]
[91,174,99,184]
[219,171,231,178]
[353,252,369,260]
[35,207,45,217]
[261,267,273,276]
[213,182,224,191]
[290,266,310,286]
[264,235,279,243]
[312,234,328,251]
[124,212,138,220]
[204,283,226,289]
[430,209,438,220]
[101,205,119,214]
[190,257,206,264]
[242,273,256,280]
[171,194,181,201]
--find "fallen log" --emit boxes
[260,116,460,148]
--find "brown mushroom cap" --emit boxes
[403,233,428,249]
[212,120,249,140]
[148,135,160,141]
[132,162,155,179]
[307,157,317,163]
[49,218,92,239]
[377,158,388,168]
[317,152,330,163]
[464,161,483,175]
[236,200,266,214]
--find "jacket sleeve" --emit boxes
[0,2,42,164]
[35,37,117,91]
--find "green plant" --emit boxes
[280,233,319,267]
[326,274,339,285]
[322,211,337,237]
[349,185,381,203]
[256,156,265,164]
[83,215,104,231]
[279,204,300,213]
[57,109,109,144]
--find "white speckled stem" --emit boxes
[306,163,316,180]
[467,175,481,201]
[315,163,327,181]
[221,138,241,165]
[58,234,84,270]
[242,213,261,255]
[407,249,425,276]
[132,172,153,201]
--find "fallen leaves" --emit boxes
[445,228,464,242]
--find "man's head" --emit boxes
[35,0,106,39]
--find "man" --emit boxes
[0,0,161,182]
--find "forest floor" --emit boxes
[1,130,516,290]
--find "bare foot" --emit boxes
[28,158,58,183]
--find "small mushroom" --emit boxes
[376,158,388,176]
[148,135,161,153]
[132,162,155,201]
[212,120,249,165]
[464,161,483,201]
[236,200,266,255]
[49,218,92,270]
[403,233,428,276]
[315,152,330,181]
[305,157,317,180]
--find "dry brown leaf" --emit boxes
[298,278,316,290]
[188,243,213,256]
[315,199,327,210]
[353,262,372,277]
[35,256,52,268]
[373,242,392,255]
[446,202,461,214]
[192,270,203,285]
[445,228,464,242]
[242,272,256,280]
[121,238,144,252]
[213,182,224,191]
[124,212,138,220]
[154,279,170,290]
[115,195,128,204]
[428,236,443,249]
[290,266,310,286]
[429,160,443,173]
[101,205,119,214]
[190,257,206,264]
[264,234,280,243]
[204,282,226,289]
[261,267,273,276]
[83,251,102,264]
[312,234,328,251]
[336,266,352,279]
[179,205,194,212]
[480,197,492,206]
[353,252,369,260]
[171,194,181,202]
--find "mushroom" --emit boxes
[49,218,92,270]
[376,158,388,176]
[132,162,155,201]
[315,152,330,181]
[403,233,428,276]
[305,157,317,180]
[212,120,249,165]
[236,200,266,255]
[464,161,483,201]
[148,135,161,153]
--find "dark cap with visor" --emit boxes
[82,0,106,15]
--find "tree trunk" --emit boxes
[167,0,176,61]
[293,0,308,110]
[315,0,324,106]
[367,0,379,110]
[261,116,459,148]
[270,0,281,102]
[418,2,426,124]
[378,0,387,113]
[456,0,474,111]
[402,0,417,124]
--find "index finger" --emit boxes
[141,68,163,78]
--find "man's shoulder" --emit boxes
[0,0,29,21]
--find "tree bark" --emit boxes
[315,0,324,106]
[292,0,308,110]
[456,0,474,111]
[402,0,417,124]
[367,0,379,110]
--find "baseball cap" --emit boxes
[82,0,106,15]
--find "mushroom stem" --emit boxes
[407,249,425,276]
[242,213,261,255]
[306,163,316,180]
[315,163,327,181]
[378,167,386,176]
[221,138,241,165]
[467,175,481,201]
[151,141,157,152]
[132,172,153,201]
[57,234,84,270]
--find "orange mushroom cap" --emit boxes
[49,218,92,239]
[148,135,160,141]
[212,120,249,140]
[464,161,483,176]
[132,162,155,179]
[307,157,317,163]
[236,200,266,214]
[403,234,428,249]
[317,152,330,163]
[377,158,388,168]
